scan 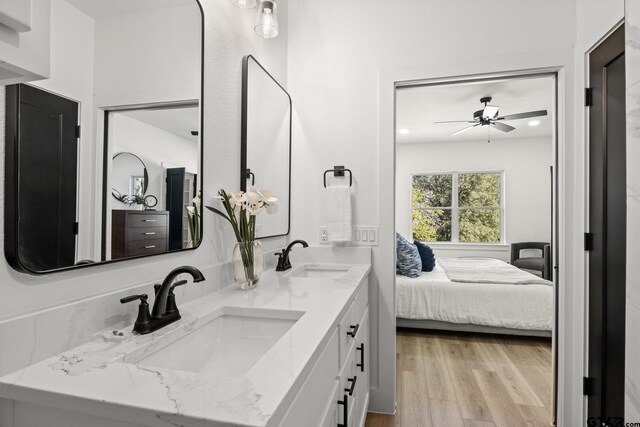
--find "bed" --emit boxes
[396,257,553,337]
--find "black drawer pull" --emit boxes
[144,245,156,249]
[345,376,357,396]
[357,343,365,372]
[144,232,156,236]
[143,219,157,222]
[347,323,360,338]
[337,394,348,427]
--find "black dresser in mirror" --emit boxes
[4,0,204,274]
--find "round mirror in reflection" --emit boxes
[111,152,149,203]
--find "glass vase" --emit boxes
[232,240,263,290]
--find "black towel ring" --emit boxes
[323,166,353,188]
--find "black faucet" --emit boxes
[120,266,205,334]
[276,240,309,271]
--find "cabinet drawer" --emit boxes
[126,213,168,228]
[127,238,167,256]
[319,381,339,427]
[279,328,339,427]
[126,226,167,242]
[338,285,369,367]
[338,345,357,427]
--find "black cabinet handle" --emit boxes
[357,343,365,372]
[337,394,348,427]
[347,323,360,338]
[345,376,357,396]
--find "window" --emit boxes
[412,172,503,243]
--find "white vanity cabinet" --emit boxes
[280,278,370,427]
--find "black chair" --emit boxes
[510,242,551,280]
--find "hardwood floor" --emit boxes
[365,329,553,427]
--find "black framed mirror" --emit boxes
[4,0,204,274]
[241,55,292,238]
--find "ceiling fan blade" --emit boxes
[497,110,548,121]
[434,120,476,124]
[491,122,515,133]
[451,124,480,136]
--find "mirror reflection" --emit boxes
[242,55,291,238]
[3,0,203,273]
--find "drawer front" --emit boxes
[279,328,339,427]
[338,345,357,427]
[126,226,167,242]
[339,284,369,367]
[126,213,168,228]
[354,310,369,427]
[127,238,167,256]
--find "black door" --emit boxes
[166,167,185,251]
[587,24,626,424]
[5,84,79,271]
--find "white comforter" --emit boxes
[396,259,553,331]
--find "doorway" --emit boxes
[586,24,626,424]
[368,72,560,426]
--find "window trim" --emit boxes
[410,170,505,244]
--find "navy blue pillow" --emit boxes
[396,233,422,278]
[414,241,436,272]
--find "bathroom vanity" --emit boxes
[0,256,371,427]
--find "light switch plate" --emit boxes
[351,226,379,246]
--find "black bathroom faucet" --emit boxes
[120,266,205,334]
[276,240,309,271]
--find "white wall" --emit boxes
[110,113,198,207]
[288,0,576,415]
[395,137,553,262]
[625,0,640,420]
[0,0,290,376]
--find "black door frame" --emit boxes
[586,23,626,424]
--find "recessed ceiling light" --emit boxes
[398,128,410,135]
[528,120,540,127]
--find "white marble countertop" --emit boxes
[0,261,371,427]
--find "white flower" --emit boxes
[192,195,201,205]
[228,192,246,207]
[186,206,196,215]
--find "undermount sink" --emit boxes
[130,307,304,375]
[289,264,350,279]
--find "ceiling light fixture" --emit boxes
[255,0,279,39]
[528,120,541,127]
[398,128,410,135]
[229,0,257,9]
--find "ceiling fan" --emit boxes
[434,96,547,138]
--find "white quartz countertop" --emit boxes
[0,262,371,427]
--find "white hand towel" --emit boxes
[324,185,352,242]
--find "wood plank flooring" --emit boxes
[365,329,552,427]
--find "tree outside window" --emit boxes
[412,172,503,243]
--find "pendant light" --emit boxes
[229,0,257,9]
[255,0,279,39]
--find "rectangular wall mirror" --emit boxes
[4,0,204,274]
[241,55,291,238]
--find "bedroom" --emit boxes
[389,75,556,426]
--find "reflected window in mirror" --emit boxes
[241,55,291,238]
[3,0,204,274]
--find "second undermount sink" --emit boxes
[130,307,304,376]
[289,264,350,279]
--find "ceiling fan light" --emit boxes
[483,105,499,119]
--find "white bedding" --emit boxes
[396,259,553,331]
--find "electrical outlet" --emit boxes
[320,226,329,244]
